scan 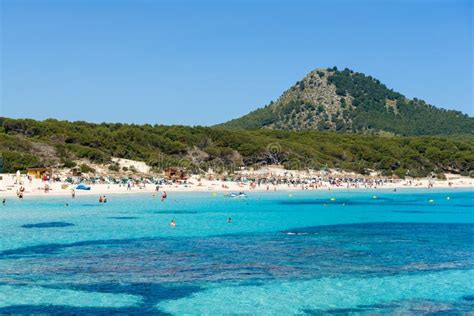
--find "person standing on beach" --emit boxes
[161,191,167,202]
[71,189,76,198]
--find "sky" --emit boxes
[1,0,472,125]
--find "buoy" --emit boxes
[446,197,450,200]
[372,195,377,199]
[428,199,434,203]
[330,197,336,201]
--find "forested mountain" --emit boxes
[1,118,473,178]
[219,67,474,136]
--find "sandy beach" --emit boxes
[1,171,472,199]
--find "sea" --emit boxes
[0,188,473,315]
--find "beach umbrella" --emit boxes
[16,170,21,184]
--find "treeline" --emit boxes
[0,118,473,178]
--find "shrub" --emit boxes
[80,163,95,174]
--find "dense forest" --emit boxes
[327,68,473,135]
[1,118,473,178]
[219,67,474,136]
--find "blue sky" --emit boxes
[1,0,472,125]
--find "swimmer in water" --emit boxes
[227,217,232,223]
[170,219,176,227]
[99,196,103,203]
[103,196,107,203]
[2,199,5,205]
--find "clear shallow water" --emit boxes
[0,189,473,314]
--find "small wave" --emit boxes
[284,232,314,236]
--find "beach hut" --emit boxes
[71,167,82,177]
[164,167,188,180]
[26,167,52,179]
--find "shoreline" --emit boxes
[3,187,473,202]
[1,176,472,199]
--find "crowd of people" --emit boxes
[1,168,465,202]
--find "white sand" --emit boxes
[0,172,472,198]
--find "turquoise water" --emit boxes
[0,189,473,314]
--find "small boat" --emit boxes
[76,184,91,190]
[229,192,247,198]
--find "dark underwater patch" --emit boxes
[279,199,474,209]
[282,222,474,235]
[450,204,474,208]
[0,238,149,259]
[392,210,471,214]
[356,299,473,314]
[392,210,433,214]
[21,222,75,229]
[304,307,370,314]
[153,210,198,214]
[0,305,171,316]
[462,295,474,301]
[64,282,201,304]
[303,299,474,315]
[8,282,203,315]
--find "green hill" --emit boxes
[219,67,474,136]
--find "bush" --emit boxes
[80,163,95,174]
[0,151,41,173]
[108,164,120,172]
[62,159,77,168]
